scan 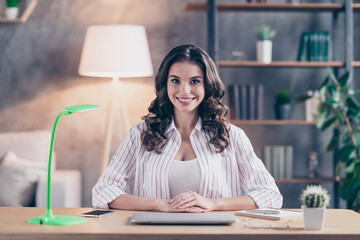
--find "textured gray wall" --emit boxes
[0,0,358,207]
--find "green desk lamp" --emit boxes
[28,104,100,226]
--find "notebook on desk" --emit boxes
[235,208,303,221]
[131,212,239,225]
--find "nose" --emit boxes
[180,82,191,95]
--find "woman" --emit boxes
[92,44,282,212]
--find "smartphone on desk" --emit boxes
[82,210,114,218]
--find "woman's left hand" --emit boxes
[170,191,215,211]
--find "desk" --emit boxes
[0,207,359,240]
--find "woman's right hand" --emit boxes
[157,199,207,213]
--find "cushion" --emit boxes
[0,151,47,207]
[0,130,56,169]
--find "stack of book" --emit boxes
[297,31,332,62]
[263,145,293,179]
[227,84,263,120]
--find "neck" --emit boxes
[173,111,199,132]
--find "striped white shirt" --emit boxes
[92,118,283,209]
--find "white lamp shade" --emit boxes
[78,25,153,78]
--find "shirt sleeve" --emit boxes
[234,128,283,209]
[92,126,140,209]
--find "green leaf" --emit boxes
[317,103,332,128]
[339,145,356,162]
[340,177,353,199]
[327,85,338,96]
[340,86,350,94]
[338,72,350,87]
[326,134,339,151]
[355,132,360,143]
[321,117,337,131]
[327,67,339,86]
[347,96,360,111]
[340,174,360,201]
[319,77,329,97]
[345,161,356,173]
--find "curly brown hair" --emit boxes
[141,44,229,153]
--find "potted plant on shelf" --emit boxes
[6,0,19,19]
[274,89,291,120]
[300,185,330,230]
[254,25,276,64]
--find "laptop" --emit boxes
[131,212,238,225]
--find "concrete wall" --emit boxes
[0,0,358,207]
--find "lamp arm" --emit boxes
[46,111,72,213]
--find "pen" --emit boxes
[243,209,280,215]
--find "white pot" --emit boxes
[256,40,272,64]
[302,205,326,230]
[6,7,19,20]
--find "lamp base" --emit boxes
[28,215,87,225]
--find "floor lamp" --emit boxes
[78,25,153,176]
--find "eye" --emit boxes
[170,78,180,84]
[191,79,200,84]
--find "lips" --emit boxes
[176,97,196,103]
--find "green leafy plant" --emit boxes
[314,68,360,211]
[254,25,276,41]
[275,89,291,105]
[300,185,330,208]
[6,0,19,7]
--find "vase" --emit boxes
[256,40,272,64]
[302,205,326,230]
[274,104,291,120]
[6,7,19,20]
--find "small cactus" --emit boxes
[300,185,330,208]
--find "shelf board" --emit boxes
[0,0,37,23]
[353,61,360,67]
[276,178,339,183]
[185,3,352,12]
[353,3,360,10]
[230,120,316,125]
[219,61,344,68]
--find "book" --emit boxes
[247,85,256,120]
[272,146,282,179]
[227,85,241,119]
[240,85,247,120]
[278,146,285,179]
[263,146,272,173]
[285,145,293,179]
[297,32,309,61]
[256,84,264,120]
[235,208,303,221]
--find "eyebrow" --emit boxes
[168,75,203,79]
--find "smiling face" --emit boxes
[167,61,205,117]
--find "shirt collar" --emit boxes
[165,117,203,134]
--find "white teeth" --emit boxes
[177,98,194,102]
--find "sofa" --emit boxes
[0,130,82,207]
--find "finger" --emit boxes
[177,199,197,209]
[171,195,195,208]
[184,206,208,213]
[170,192,192,204]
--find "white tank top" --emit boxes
[168,158,201,198]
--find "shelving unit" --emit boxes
[0,0,37,23]
[219,61,345,68]
[230,120,316,126]
[185,0,356,208]
[275,178,340,184]
[186,2,360,11]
